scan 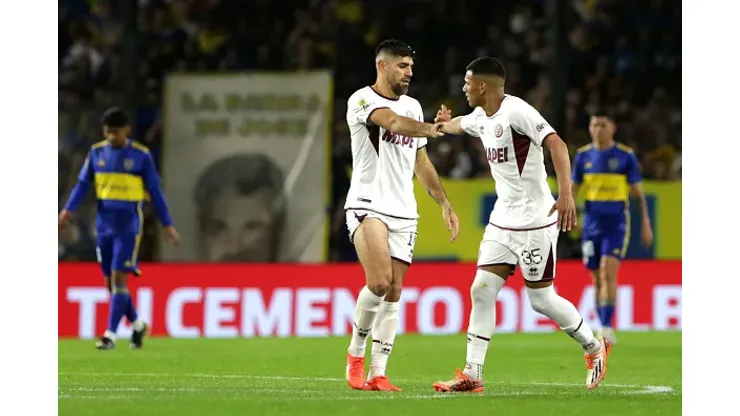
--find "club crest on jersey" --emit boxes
[608,158,619,171]
[382,130,415,148]
[494,124,504,138]
[123,158,135,171]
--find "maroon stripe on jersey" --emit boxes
[367,125,380,155]
[369,86,400,101]
[391,256,411,266]
[541,245,555,282]
[511,127,531,176]
[344,207,417,221]
[489,221,557,231]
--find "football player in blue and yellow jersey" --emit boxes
[571,111,653,344]
[59,107,180,350]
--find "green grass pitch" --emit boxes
[59,332,681,416]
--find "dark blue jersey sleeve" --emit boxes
[626,152,643,184]
[63,151,94,212]
[571,152,584,185]
[142,151,174,227]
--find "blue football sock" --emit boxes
[596,303,608,327]
[108,290,129,334]
[125,295,138,325]
[602,304,616,328]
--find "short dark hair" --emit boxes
[375,39,416,59]
[466,57,506,79]
[590,109,615,121]
[100,107,130,128]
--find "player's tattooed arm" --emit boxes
[414,147,450,207]
[368,108,444,138]
[415,147,460,242]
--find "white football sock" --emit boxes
[103,330,117,342]
[368,301,399,379]
[348,286,384,357]
[464,269,506,381]
[526,285,599,353]
[132,319,146,332]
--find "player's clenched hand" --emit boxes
[163,226,180,248]
[548,194,577,232]
[427,122,445,138]
[58,210,73,232]
[435,104,452,123]
[443,204,460,242]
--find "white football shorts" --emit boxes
[345,209,418,265]
[477,222,560,282]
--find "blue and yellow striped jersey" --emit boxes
[572,143,642,216]
[64,139,173,236]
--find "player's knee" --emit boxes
[366,272,391,297]
[470,269,501,306]
[384,283,402,302]
[111,271,128,288]
[470,284,490,305]
[593,267,607,285]
[526,285,556,314]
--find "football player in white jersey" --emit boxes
[344,39,460,392]
[431,57,611,392]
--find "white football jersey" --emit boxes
[344,86,428,219]
[461,95,557,230]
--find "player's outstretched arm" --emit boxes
[434,105,465,136]
[60,152,94,229]
[414,147,459,242]
[439,117,465,136]
[368,108,444,138]
[142,152,180,247]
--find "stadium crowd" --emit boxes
[58,0,681,263]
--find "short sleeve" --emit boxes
[415,103,428,148]
[626,152,643,184]
[346,90,389,127]
[460,108,482,137]
[509,99,556,146]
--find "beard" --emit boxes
[386,74,409,96]
[391,82,409,96]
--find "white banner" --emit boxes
[160,72,332,263]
